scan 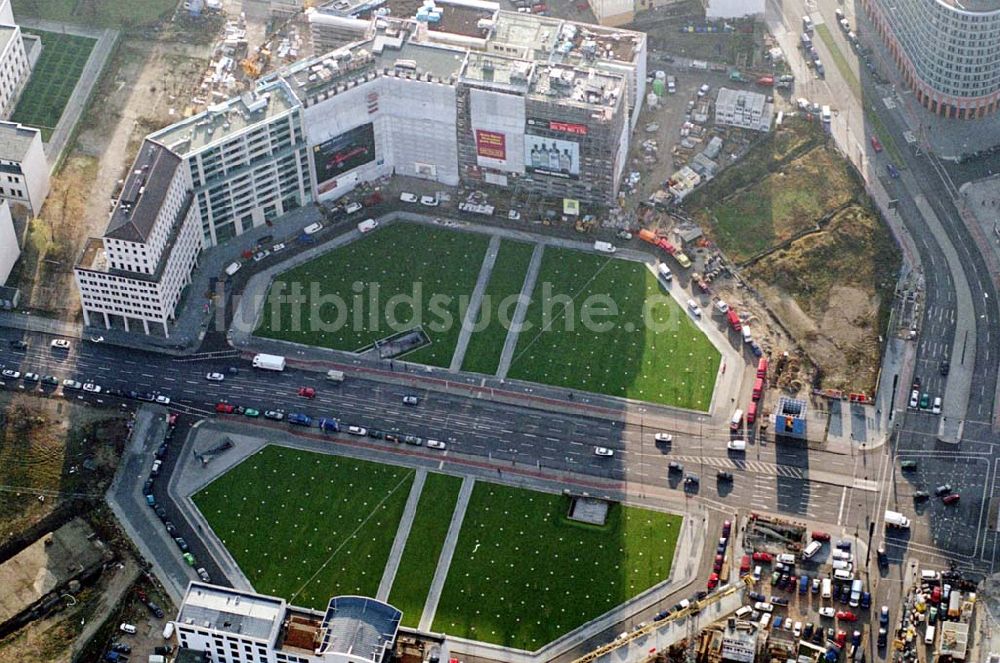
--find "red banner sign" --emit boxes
[475,130,507,160]
[549,120,588,135]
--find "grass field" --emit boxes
[387,473,462,627]
[507,249,719,410]
[256,223,490,368]
[460,240,535,375]
[194,446,415,609]
[433,482,682,649]
[12,0,175,27]
[11,30,95,141]
[702,145,857,261]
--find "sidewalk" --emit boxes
[377,469,427,602]
[449,236,501,372]
[418,476,474,631]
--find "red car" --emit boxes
[943,494,960,505]
[870,135,883,152]
[811,531,831,541]
[707,572,719,589]
[931,586,942,603]
[713,554,724,572]
[835,631,848,647]
[722,520,732,537]
[215,402,235,414]
[752,551,773,563]
[740,554,751,573]
[298,386,316,398]
[836,611,858,622]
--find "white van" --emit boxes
[742,326,753,343]
[735,605,753,618]
[759,612,771,628]
[730,409,744,430]
[821,105,832,123]
[224,261,241,276]
[303,222,323,235]
[777,553,796,565]
[921,569,940,582]
[753,565,762,581]
[849,579,863,607]
[803,540,823,559]
[821,578,832,599]
[834,568,854,581]
[357,218,378,233]
[657,263,673,282]
[687,299,702,318]
[925,625,936,645]
[594,240,617,254]
[832,559,853,571]
[727,439,747,451]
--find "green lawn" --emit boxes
[461,240,536,375]
[11,30,95,141]
[256,223,490,368]
[193,446,415,609]
[12,0,175,27]
[433,482,682,649]
[507,249,719,410]
[387,472,462,627]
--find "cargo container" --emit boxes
[747,401,758,424]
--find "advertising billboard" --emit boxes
[475,130,507,161]
[526,117,588,136]
[313,123,376,192]
[524,135,579,179]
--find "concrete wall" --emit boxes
[0,200,19,283]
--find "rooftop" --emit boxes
[318,596,401,663]
[460,51,531,91]
[0,25,16,53]
[105,139,181,243]
[317,0,497,38]
[151,81,297,155]
[489,11,641,64]
[0,120,40,161]
[528,63,624,111]
[177,583,284,642]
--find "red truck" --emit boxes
[756,75,775,87]
[726,309,742,332]
[752,377,764,401]
[756,356,768,378]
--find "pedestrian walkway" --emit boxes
[418,476,474,631]
[376,468,427,601]
[449,235,502,372]
[495,243,543,379]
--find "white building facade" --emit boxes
[0,199,18,283]
[0,120,50,216]
[74,140,203,336]
[0,0,29,120]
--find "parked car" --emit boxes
[155,394,171,405]
[427,439,447,450]
[263,410,284,420]
[870,135,883,152]
[819,607,836,618]
[51,339,71,349]
[935,484,952,496]
[400,192,418,203]
[420,195,439,207]
[835,611,857,622]
[206,372,225,381]
[943,493,961,505]
[752,552,773,563]
[347,426,367,436]
[345,201,363,214]
[1,369,20,379]
[654,433,673,443]
[119,623,136,634]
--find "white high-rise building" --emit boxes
[0,120,50,216]
[0,0,31,119]
[74,140,202,336]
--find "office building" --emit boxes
[714,87,773,132]
[75,6,645,333]
[74,139,203,336]
[861,0,1000,118]
[172,582,402,663]
[0,199,18,283]
[0,0,31,120]
[0,120,50,216]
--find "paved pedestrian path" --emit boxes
[495,243,543,379]
[418,475,474,631]
[376,468,427,601]
[449,235,502,372]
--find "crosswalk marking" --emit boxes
[672,455,807,479]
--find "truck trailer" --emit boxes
[252,354,286,371]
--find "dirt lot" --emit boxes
[681,119,900,394]
[0,395,129,536]
[9,23,221,318]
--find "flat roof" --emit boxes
[0,120,40,161]
[177,583,285,642]
[0,26,17,54]
[528,63,624,109]
[105,139,181,243]
[461,51,531,91]
[489,11,642,64]
[151,81,297,155]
